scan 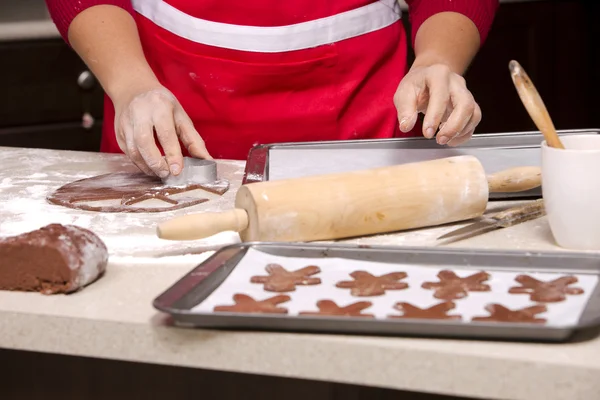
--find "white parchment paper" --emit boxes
[192,248,599,327]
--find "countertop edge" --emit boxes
[0,20,60,42]
[2,311,599,400]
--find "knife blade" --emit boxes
[437,199,545,244]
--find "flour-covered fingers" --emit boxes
[131,111,170,178]
[112,85,196,177]
[446,128,475,147]
[393,83,421,134]
[447,103,481,147]
[422,67,451,141]
[436,77,476,145]
[175,109,212,160]
[122,120,154,176]
[153,104,184,176]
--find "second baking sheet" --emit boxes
[192,248,598,327]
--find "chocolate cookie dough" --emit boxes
[299,300,375,318]
[335,271,408,296]
[389,301,462,320]
[472,304,547,324]
[422,270,491,300]
[508,274,584,302]
[250,263,321,292]
[47,172,229,213]
[213,294,291,314]
[0,224,108,294]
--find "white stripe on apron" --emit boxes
[131,0,402,53]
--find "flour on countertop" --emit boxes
[0,147,546,267]
[0,147,245,263]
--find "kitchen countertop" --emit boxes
[1,146,600,400]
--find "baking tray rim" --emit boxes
[153,242,600,341]
[252,128,600,152]
[242,128,600,185]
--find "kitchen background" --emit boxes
[0,0,597,153]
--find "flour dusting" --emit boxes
[0,148,245,264]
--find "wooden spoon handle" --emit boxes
[156,208,249,241]
[509,60,564,149]
[487,166,541,193]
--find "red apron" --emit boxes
[100,0,419,160]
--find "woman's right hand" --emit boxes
[113,83,212,178]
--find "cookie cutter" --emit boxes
[162,157,217,186]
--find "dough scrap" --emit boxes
[47,172,229,213]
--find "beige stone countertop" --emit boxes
[1,146,600,400]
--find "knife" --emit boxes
[436,199,545,244]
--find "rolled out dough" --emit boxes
[47,172,229,213]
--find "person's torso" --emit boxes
[101,0,417,160]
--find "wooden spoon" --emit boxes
[509,60,565,149]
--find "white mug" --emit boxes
[542,134,600,250]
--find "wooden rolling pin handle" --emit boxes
[156,209,249,241]
[487,166,541,193]
[509,60,564,149]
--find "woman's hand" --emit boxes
[113,83,212,178]
[394,63,482,147]
[64,5,212,178]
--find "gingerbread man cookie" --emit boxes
[299,300,375,318]
[213,294,291,314]
[422,270,491,300]
[472,304,547,324]
[508,274,584,302]
[388,301,462,321]
[335,271,408,296]
[250,263,321,292]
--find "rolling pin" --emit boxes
[156,155,541,242]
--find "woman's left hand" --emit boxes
[394,63,482,147]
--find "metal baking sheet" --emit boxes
[242,129,600,199]
[153,243,600,342]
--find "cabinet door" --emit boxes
[0,38,104,128]
[0,38,105,151]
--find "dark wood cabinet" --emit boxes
[462,0,598,134]
[0,38,104,151]
[403,0,598,134]
[0,0,596,152]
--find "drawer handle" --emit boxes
[77,71,96,90]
